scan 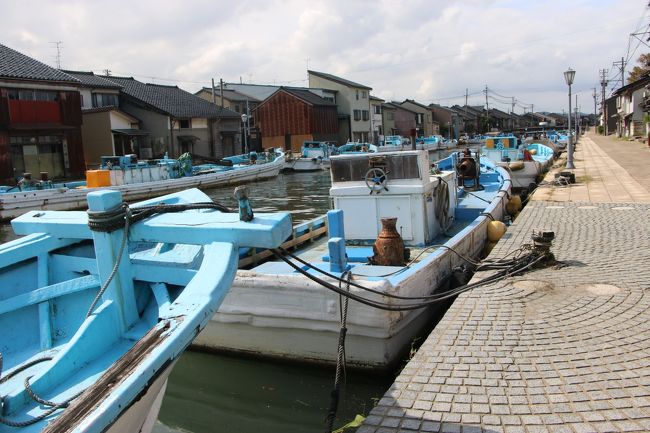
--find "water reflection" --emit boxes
[155,352,393,433]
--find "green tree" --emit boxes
[627,53,650,84]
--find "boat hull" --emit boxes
[193,176,510,369]
[105,363,172,433]
[0,156,284,221]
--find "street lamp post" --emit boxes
[241,113,249,154]
[564,68,576,169]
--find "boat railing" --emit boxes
[238,214,329,268]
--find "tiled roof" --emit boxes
[0,43,79,83]
[402,99,429,110]
[308,70,372,90]
[370,95,385,102]
[63,70,122,89]
[283,88,336,106]
[197,87,260,103]
[102,76,240,118]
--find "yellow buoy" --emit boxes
[509,161,525,171]
[506,195,522,215]
[487,220,507,242]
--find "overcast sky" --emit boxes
[2,0,648,113]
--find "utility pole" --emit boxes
[511,97,515,114]
[531,104,534,127]
[211,78,216,104]
[613,56,626,88]
[484,85,489,132]
[592,88,597,128]
[103,69,111,76]
[220,78,224,108]
[599,69,608,134]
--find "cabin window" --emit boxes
[331,154,421,182]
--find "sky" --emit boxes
[2,0,648,114]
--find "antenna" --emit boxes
[50,41,63,69]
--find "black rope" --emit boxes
[325,271,350,432]
[271,248,549,312]
[87,201,233,233]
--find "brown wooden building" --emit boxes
[254,87,338,151]
[0,44,85,183]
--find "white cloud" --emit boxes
[1,0,645,111]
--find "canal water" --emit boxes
[0,149,452,433]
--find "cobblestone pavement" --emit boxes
[358,201,650,433]
[532,134,650,203]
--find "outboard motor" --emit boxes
[456,149,481,190]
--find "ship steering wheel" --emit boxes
[364,167,389,193]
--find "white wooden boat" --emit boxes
[193,150,512,370]
[0,151,285,221]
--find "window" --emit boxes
[387,112,395,121]
[362,91,367,99]
[374,105,382,115]
[7,89,57,101]
[353,110,361,121]
[92,93,118,107]
[416,113,424,124]
[362,110,369,121]
[179,119,191,129]
[356,90,359,100]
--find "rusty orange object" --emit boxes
[370,217,406,266]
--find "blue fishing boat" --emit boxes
[336,143,378,154]
[482,136,555,191]
[0,150,286,221]
[283,141,337,171]
[0,188,291,432]
[194,149,513,369]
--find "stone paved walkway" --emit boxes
[532,133,650,203]
[357,135,650,433]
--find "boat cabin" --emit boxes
[329,150,456,247]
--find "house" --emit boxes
[431,104,460,139]
[400,99,438,136]
[381,103,398,137]
[253,87,338,151]
[101,76,242,158]
[195,87,262,150]
[63,70,147,167]
[0,43,85,183]
[370,95,384,144]
[308,70,372,143]
[386,102,417,138]
[611,72,650,138]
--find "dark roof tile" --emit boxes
[62,70,122,89]
[103,76,240,118]
[0,43,79,83]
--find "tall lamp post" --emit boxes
[241,113,249,154]
[564,68,576,169]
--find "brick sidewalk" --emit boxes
[358,201,650,433]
